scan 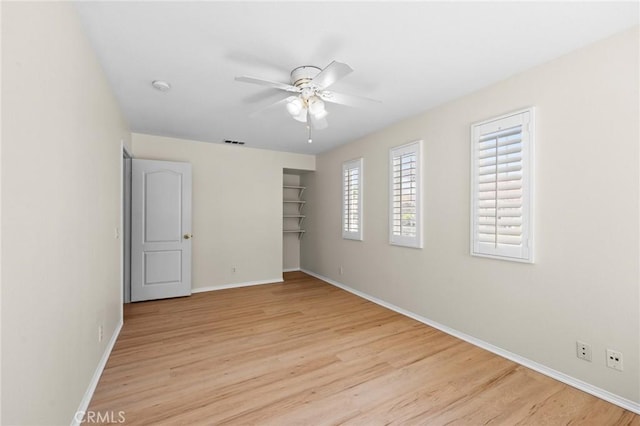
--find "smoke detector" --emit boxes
[151,80,171,92]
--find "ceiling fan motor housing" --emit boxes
[290,66,321,88]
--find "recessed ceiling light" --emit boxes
[151,80,171,92]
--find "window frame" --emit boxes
[342,157,364,241]
[389,140,423,249]
[470,107,534,263]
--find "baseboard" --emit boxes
[192,277,283,294]
[71,320,123,426]
[300,269,640,415]
[283,268,301,272]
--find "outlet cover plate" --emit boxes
[576,341,592,362]
[606,349,623,371]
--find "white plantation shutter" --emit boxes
[471,109,533,262]
[389,141,423,248]
[342,158,363,240]
[392,153,417,237]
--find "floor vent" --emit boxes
[224,139,245,145]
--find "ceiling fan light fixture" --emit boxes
[292,108,308,123]
[286,97,303,116]
[308,97,325,116]
[312,109,328,120]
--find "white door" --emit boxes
[131,159,192,302]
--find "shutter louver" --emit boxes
[389,140,423,248]
[392,152,417,237]
[344,167,359,233]
[471,109,533,262]
[476,125,523,246]
[342,158,363,240]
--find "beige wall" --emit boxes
[302,27,640,403]
[132,134,315,290]
[1,3,130,425]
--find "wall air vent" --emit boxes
[224,139,245,145]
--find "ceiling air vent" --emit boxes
[224,139,245,146]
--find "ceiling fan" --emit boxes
[235,61,379,133]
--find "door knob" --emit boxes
[183,233,193,240]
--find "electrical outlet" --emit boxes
[339,266,344,275]
[606,349,623,371]
[576,341,592,362]
[98,325,104,343]
[232,266,237,273]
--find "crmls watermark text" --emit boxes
[75,410,126,424]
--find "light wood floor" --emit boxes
[89,272,639,425]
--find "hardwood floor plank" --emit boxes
[88,272,639,425]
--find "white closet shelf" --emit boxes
[284,185,305,198]
[283,229,306,240]
[284,182,306,238]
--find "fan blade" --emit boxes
[248,95,291,118]
[309,113,328,130]
[319,90,381,108]
[235,76,299,93]
[313,61,353,90]
[242,89,288,105]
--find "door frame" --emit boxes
[121,144,132,305]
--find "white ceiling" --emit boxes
[74,1,638,155]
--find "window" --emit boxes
[342,158,363,240]
[389,140,423,248]
[470,108,534,262]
